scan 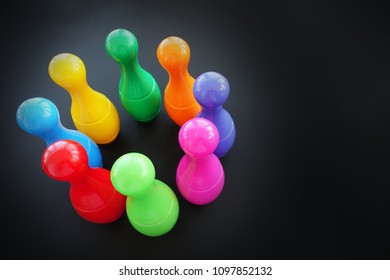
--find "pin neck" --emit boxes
[68,165,90,185]
[67,81,91,95]
[41,123,66,145]
[201,105,223,115]
[167,67,189,78]
[120,59,145,82]
[187,153,214,163]
[130,183,153,199]
[120,59,155,97]
[120,57,141,72]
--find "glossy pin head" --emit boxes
[48,53,86,89]
[157,36,190,72]
[110,152,155,198]
[193,71,229,108]
[105,29,138,63]
[42,140,88,182]
[16,97,59,138]
[178,117,219,158]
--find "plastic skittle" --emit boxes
[111,152,179,237]
[105,29,161,122]
[48,53,120,144]
[41,140,126,223]
[157,36,201,126]
[16,97,103,168]
[176,117,225,205]
[194,71,236,158]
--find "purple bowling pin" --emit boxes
[193,71,236,158]
[176,117,225,205]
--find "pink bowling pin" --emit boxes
[176,117,225,205]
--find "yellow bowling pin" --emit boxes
[48,53,120,144]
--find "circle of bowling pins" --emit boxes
[110,152,179,237]
[41,140,126,224]
[48,53,120,144]
[176,117,225,205]
[193,71,236,158]
[17,30,236,236]
[157,36,201,126]
[16,97,103,168]
[105,28,162,122]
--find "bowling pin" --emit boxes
[16,97,103,168]
[157,36,201,126]
[48,53,120,144]
[105,29,161,122]
[193,71,236,157]
[176,117,225,205]
[111,152,179,237]
[41,140,126,223]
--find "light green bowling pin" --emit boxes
[110,152,179,237]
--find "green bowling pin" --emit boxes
[105,29,161,122]
[110,152,179,237]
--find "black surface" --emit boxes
[2,0,390,259]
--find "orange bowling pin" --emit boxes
[157,36,201,126]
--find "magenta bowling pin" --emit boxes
[176,117,225,205]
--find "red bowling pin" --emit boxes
[41,140,126,223]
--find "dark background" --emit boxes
[1,0,390,259]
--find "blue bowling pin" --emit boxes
[193,71,236,158]
[16,97,103,168]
